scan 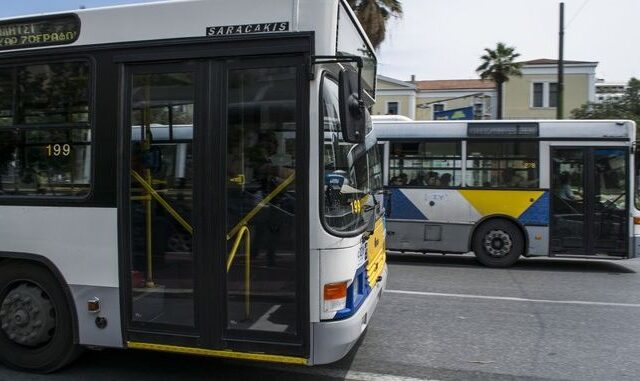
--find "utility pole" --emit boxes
[557,2,565,119]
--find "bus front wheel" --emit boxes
[472,220,524,268]
[0,261,81,373]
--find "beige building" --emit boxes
[375,58,598,121]
[413,79,496,120]
[374,76,496,120]
[503,59,597,119]
[375,75,418,119]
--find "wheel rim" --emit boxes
[0,283,56,347]
[483,229,513,258]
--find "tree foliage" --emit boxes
[347,0,403,49]
[476,43,522,84]
[572,78,640,125]
[476,42,522,119]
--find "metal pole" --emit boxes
[143,78,155,288]
[557,2,565,119]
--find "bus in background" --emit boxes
[375,119,637,267]
[0,0,386,372]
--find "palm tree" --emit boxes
[347,0,403,49]
[476,42,522,119]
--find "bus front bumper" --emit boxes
[310,265,387,365]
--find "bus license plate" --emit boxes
[357,243,367,268]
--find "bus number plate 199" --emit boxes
[357,242,367,268]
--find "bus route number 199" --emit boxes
[46,144,71,157]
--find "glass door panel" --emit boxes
[225,66,299,336]
[123,57,307,355]
[128,68,197,329]
[593,148,628,255]
[551,147,629,257]
[551,148,586,254]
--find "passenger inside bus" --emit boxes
[558,172,576,201]
[503,168,525,188]
[439,173,452,187]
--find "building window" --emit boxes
[533,83,544,108]
[532,82,558,108]
[432,103,445,119]
[387,102,399,115]
[389,141,462,187]
[549,83,558,107]
[473,103,484,119]
[0,61,92,197]
[466,141,539,188]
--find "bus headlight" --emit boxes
[323,282,347,312]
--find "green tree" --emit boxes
[476,42,522,119]
[572,78,640,125]
[347,0,403,49]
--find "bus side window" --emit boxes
[0,62,92,198]
[388,141,462,187]
[466,141,539,189]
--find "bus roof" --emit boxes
[373,120,637,141]
[0,0,375,58]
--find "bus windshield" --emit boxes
[321,76,381,234]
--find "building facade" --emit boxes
[502,59,597,119]
[375,58,598,121]
[595,80,627,103]
[374,76,497,120]
[375,75,418,119]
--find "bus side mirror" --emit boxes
[339,69,365,144]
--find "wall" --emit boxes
[504,73,591,119]
[416,95,481,120]
[373,95,413,117]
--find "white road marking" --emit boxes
[248,305,288,332]
[265,366,441,381]
[386,289,640,308]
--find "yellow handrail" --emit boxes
[131,170,194,235]
[130,167,293,319]
[226,173,295,240]
[144,169,154,287]
[226,225,251,318]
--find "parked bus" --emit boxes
[375,119,638,267]
[0,0,387,372]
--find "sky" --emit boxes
[2,0,638,83]
[376,0,640,82]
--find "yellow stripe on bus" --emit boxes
[459,190,544,218]
[366,218,386,288]
[127,342,309,365]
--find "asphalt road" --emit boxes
[3,253,640,381]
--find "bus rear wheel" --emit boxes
[0,262,81,373]
[472,220,524,268]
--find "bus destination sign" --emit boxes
[468,123,539,138]
[0,14,80,50]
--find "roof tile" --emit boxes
[518,58,598,65]
[415,79,496,91]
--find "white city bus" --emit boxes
[375,119,638,267]
[0,0,387,372]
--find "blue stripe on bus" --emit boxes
[333,263,371,320]
[387,189,427,221]
[519,191,550,226]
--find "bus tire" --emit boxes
[472,219,524,268]
[0,261,81,373]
